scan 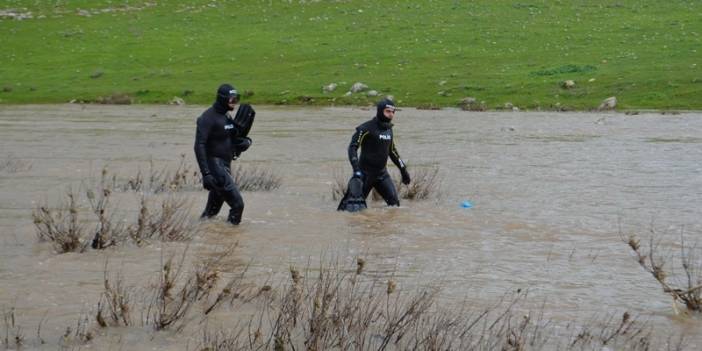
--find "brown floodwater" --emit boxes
[1,104,701,349]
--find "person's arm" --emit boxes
[348,127,367,176]
[389,139,411,184]
[194,117,211,176]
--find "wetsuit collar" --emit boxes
[374,116,393,130]
[213,101,229,114]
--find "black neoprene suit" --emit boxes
[194,96,244,224]
[347,103,407,206]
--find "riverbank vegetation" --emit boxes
[1,1,700,110]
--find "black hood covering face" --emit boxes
[374,98,396,129]
[213,83,240,113]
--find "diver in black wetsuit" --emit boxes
[340,98,411,210]
[194,84,245,224]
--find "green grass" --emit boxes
[1,0,700,110]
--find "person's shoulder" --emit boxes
[357,118,374,130]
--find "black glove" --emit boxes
[400,167,411,185]
[202,174,217,191]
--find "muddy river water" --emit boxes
[1,104,701,349]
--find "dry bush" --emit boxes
[87,169,128,249]
[144,246,248,332]
[330,168,349,201]
[395,166,441,200]
[128,195,197,244]
[231,164,282,191]
[118,155,201,193]
[2,308,24,349]
[59,313,94,349]
[625,228,702,312]
[32,189,88,253]
[114,156,281,193]
[196,260,685,351]
[96,262,133,328]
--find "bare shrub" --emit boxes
[395,165,441,200]
[32,189,88,253]
[144,246,246,331]
[87,169,128,249]
[625,228,702,312]
[118,155,201,193]
[59,313,94,349]
[128,195,197,244]
[114,156,280,193]
[196,260,683,351]
[96,262,133,328]
[2,307,24,349]
[330,168,349,201]
[231,164,282,191]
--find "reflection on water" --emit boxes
[1,105,701,349]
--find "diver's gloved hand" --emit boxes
[352,170,363,179]
[400,167,411,185]
[202,174,217,191]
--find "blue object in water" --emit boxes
[461,200,473,208]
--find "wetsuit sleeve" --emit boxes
[194,117,211,175]
[389,139,406,170]
[348,127,367,173]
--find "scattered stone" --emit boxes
[458,97,486,111]
[598,96,617,110]
[77,9,92,17]
[459,97,476,105]
[0,10,34,20]
[437,91,449,96]
[367,90,379,97]
[504,102,513,110]
[561,80,576,89]
[98,93,132,105]
[322,83,337,93]
[90,70,104,79]
[344,91,352,97]
[501,126,516,132]
[350,82,368,93]
[625,111,640,115]
[170,96,185,105]
[512,106,520,112]
[588,78,596,82]
[438,80,447,86]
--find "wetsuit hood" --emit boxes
[375,98,395,129]
[213,83,240,113]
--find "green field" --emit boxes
[1,0,700,110]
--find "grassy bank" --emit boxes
[1,0,700,110]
